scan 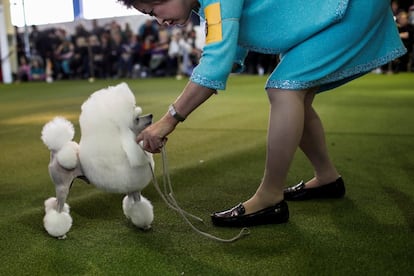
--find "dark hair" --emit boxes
[117,0,167,8]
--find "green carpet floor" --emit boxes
[0,73,413,275]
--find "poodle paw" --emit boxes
[44,201,72,238]
[122,195,154,230]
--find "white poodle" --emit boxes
[41,83,155,239]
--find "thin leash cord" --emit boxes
[140,144,250,242]
[160,146,250,242]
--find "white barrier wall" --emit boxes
[0,2,13,83]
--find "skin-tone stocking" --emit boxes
[299,91,340,188]
[242,88,340,214]
[243,88,307,214]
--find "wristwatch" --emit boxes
[168,104,186,122]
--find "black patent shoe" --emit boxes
[284,177,345,201]
[211,201,289,227]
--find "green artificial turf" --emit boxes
[0,74,413,275]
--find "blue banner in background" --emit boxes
[73,0,82,19]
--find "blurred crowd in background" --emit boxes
[14,0,414,83]
[15,19,203,82]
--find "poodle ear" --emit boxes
[121,129,151,167]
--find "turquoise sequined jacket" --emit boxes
[190,0,405,92]
[191,0,350,90]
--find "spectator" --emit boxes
[91,19,105,38]
[245,52,279,75]
[15,26,26,63]
[30,56,46,81]
[128,33,142,68]
[29,25,40,56]
[34,28,59,77]
[410,3,414,25]
[74,23,90,39]
[88,34,105,78]
[110,31,123,77]
[123,22,134,42]
[168,29,187,77]
[392,0,403,18]
[109,20,123,43]
[138,19,159,43]
[140,34,156,71]
[396,11,414,72]
[150,25,170,76]
[71,36,90,78]
[54,39,75,79]
[117,35,135,78]
[184,27,202,75]
[17,56,31,82]
[99,32,115,78]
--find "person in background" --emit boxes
[30,56,46,81]
[138,19,159,43]
[392,0,403,18]
[54,39,74,79]
[396,11,414,72]
[17,56,31,82]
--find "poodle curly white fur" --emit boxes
[41,83,154,239]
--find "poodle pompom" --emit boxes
[44,197,70,213]
[41,117,75,151]
[43,209,73,238]
[122,195,153,230]
[56,141,79,170]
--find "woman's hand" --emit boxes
[136,114,177,153]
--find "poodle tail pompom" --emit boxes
[41,117,75,151]
[43,208,73,238]
[122,195,153,230]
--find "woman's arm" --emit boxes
[172,81,216,119]
[137,81,215,153]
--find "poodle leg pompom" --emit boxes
[43,209,73,239]
[122,194,154,230]
[44,197,72,238]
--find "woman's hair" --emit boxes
[117,0,167,8]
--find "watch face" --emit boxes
[169,104,185,122]
[169,105,176,116]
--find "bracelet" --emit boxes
[168,104,186,122]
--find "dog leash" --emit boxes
[140,144,250,243]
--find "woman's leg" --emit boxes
[243,88,307,214]
[299,91,340,188]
